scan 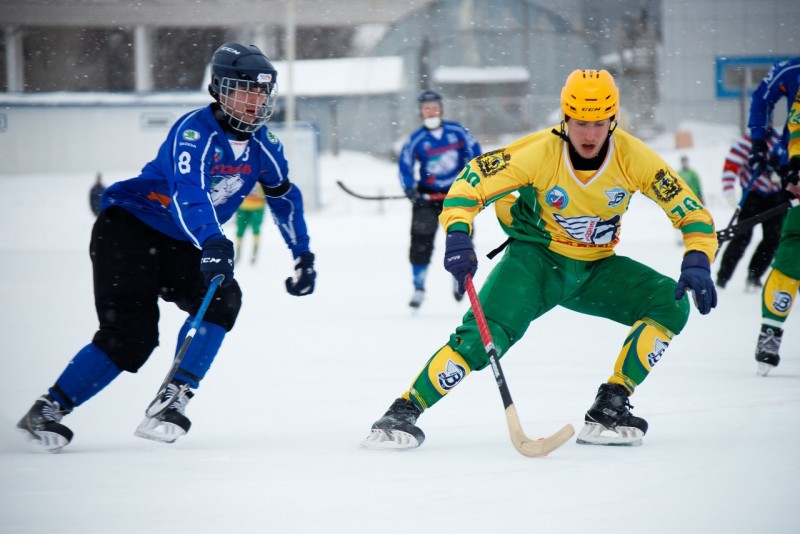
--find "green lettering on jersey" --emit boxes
[455,163,481,188]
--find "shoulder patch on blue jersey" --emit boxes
[183,129,201,142]
[476,148,510,177]
[651,169,682,202]
[266,131,280,144]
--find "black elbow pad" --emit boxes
[263,180,292,198]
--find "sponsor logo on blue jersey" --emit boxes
[182,129,201,142]
[546,186,569,209]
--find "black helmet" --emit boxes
[418,89,443,104]
[208,43,278,133]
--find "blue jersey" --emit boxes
[748,57,800,165]
[101,105,310,257]
[398,120,482,194]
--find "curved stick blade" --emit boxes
[505,405,574,457]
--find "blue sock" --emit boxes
[172,317,226,389]
[49,343,121,410]
[412,264,428,290]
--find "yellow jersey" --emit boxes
[440,126,718,262]
[788,87,800,159]
[239,183,266,211]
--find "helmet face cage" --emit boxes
[217,77,278,133]
[560,69,619,122]
[208,43,279,133]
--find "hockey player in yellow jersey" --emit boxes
[362,69,718,450]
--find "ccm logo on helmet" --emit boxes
[582,107,601,112]
[220,46,241,55]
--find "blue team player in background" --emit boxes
[17,43,317,452]
[399,90,482,308]
[748,56,800,177]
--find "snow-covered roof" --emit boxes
[0,56,406,105]
[272,56,404,97]
[433,66,530,84]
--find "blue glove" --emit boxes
[200,237,235,288]
[674,251,717,315]
[443,231,478,295]
[404,186,427,207]
[285,252,316,296]
[749,138,768,172]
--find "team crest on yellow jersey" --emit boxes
[604,187,627,207]
[651,169,682,202]
[546,186,569,209]
[477,148,511,177]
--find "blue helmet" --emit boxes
[418,89,443,104]
[208,43,278,132]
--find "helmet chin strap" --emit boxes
[551,116,617,142]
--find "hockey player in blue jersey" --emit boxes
[17,42,317,452]
[399,90,482,308]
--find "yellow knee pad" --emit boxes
[610,319,673,393]
[405,345,472,410]
[763,268,799,324]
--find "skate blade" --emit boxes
[756,362,775,376]
[134,417,186,443]
[575,422,643,447]
[360,429,420,450]
[17,427,70,453]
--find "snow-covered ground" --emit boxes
[1,124,798,533]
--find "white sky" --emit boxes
[0,126,798,533]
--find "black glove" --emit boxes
[766,151,783,176]
[783,157,800,187]
[200,237,235,288]
[674,251,717,315]
[285,252,316,296]
[404,186,427,207]
[749,138,768,173]
[443,231,478,295]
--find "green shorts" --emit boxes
[772,205,800,279]
[236,209,265,238]
[448,240,690,371]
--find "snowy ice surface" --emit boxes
[1,127,798,533]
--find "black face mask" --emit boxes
[567,138,610,171]
[551,117,615,171]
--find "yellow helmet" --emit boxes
[560,69,619,121]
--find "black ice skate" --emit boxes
[17,394,73,453]
[134,381,194,443]
[361,397,425,450]
[755,325,782,376]
[576,383,648,446]
[409,288,425,309]
[745,275,763,293]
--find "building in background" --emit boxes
[1,0,798,158]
